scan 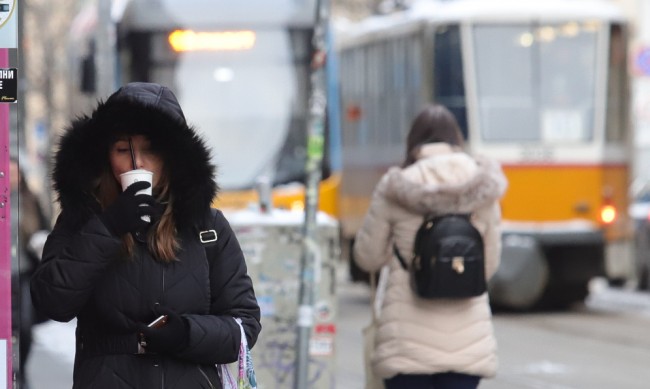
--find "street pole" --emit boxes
[294,0,329,387]
[0,3,17,384]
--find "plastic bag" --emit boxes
[219,318,257,389]
[364,267,388,389]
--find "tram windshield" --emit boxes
[133,28,312,190]
[472,23,598,143]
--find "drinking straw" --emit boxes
[128,137,137,170]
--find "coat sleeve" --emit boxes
[30,211,123,322]
[353,175,393,273]
[178,210,261,365]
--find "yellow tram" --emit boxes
[336,0,634,309]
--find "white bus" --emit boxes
[68,0,342,217]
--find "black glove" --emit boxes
[100,181,157,236]
[138,305,189,355]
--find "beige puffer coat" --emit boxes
[353,143,508,379]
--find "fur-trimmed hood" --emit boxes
[380,143,507,215]
[52,82,217,230]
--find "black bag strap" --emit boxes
[393,212,433,271]
[199,208,220,261]
[392,244,408,270]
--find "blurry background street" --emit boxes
[8,0,650,388]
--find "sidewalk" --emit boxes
[27,320,75,389]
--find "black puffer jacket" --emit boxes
[31,83,261,389]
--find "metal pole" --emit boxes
[96,0,116,97]
[0,48,13,389]
[294,0,329,387]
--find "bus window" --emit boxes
[473,23,597,143]
[433,24,468,139]
[606,24,628,142]
[122,28,314,190]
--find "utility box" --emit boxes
[224,208,340,389]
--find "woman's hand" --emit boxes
[99,181,157,236]
[138,305,189,355]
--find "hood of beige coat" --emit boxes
[379,143,508,215]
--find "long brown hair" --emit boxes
[402,104,464,167]
[95,167,179,262]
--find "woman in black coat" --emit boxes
[31,82,261,389]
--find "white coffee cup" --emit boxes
[119,169,153,222]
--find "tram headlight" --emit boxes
[291,200,304,212]
[600,204,617,225]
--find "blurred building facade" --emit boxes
[19,0,78,216]
[20,0,649,201]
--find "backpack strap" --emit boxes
[392,212,435,271]
[392,244,408,270]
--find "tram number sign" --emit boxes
[0,68,16,103]
[520,145,554,161]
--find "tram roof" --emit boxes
[337,0,627,45]
[417,0,626,22]
[118,0,319,30]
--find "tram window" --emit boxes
[354,49,364,97]
[369,43,381,145]
[606,24,628,142]
[433,24,468,139]
[408,38,421,91]
[473,23,597,143]
[367,44,375,97]
[379,41,390,148]
[407,35,422,131]
[342,49,355,146]
[347,51,364,150]
[348,48,366,96]
[391,39,407,144]
[393,39,406,92]
[539,23,596,142]
[376,42,390,97]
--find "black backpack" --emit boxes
[393,214,487,299]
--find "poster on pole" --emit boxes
[0,1,17,388]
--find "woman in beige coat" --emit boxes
[354,104,508,389]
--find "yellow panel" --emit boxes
[213,174,341,217]
[501,164,630,239]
